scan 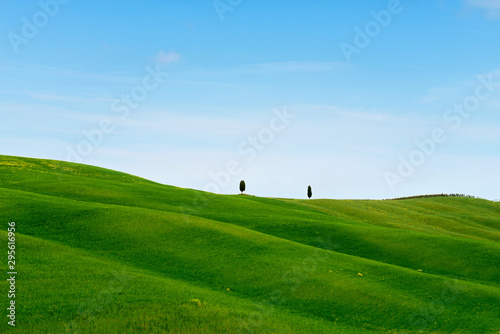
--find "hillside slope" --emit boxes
[0,155,499,333]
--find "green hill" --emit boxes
[0,155,499,333]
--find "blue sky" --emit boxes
[1,0,499,199]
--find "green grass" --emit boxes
[0,155,499,333]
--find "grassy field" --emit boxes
[0,155,499,333]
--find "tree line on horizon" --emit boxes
[386,194,477,201]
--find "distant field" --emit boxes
[0,155,499,333]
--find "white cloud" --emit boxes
[0,63,138,83]
[419,87,457,103]
[233,61,349,74]
[109,110,264,140]
[417,69,500,104]
[467,0,500,9]
[466,0,500,16]
[192,61,351,76]
[24,91,114,104]
[154,51,181,65]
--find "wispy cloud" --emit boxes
[0,62,138,84]
[465,0,500,17]
[419,87,457,103]
[295,104,401,123]
[154,51,181,65]
[476,68,500,77]
[234,61,349,74]
[24,91,114,104]
[418,69,500,103]
[193,61,351,76]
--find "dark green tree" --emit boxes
[307,185,312,199]
[239,180,246,194]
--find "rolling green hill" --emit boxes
[0,155,499,333]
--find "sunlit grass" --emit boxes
[0,155,498,333]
